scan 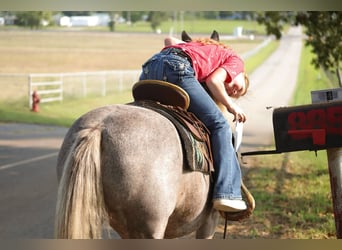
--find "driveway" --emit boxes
[238,25,303,152]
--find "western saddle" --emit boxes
[132,79,214,174]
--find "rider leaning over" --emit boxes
[139,33,249,212]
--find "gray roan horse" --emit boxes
[54,31,254,239]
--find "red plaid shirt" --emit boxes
[164,42,245,83]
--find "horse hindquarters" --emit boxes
[99,106,217,239]
[54,104,217,239]
[100,107,185,238]
[55,126,107,239]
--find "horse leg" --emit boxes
[195,210,220,239]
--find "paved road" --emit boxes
[0,26,303,238]
[238,25,303,152]
[0,123,67,238]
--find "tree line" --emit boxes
[0,11,254,30]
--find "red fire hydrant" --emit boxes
[31,90,40,112]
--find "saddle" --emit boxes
[132,80,214,174]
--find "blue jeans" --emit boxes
[139,47,242,200]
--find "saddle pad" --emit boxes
[132,100,214,175]
[132,80,190,110]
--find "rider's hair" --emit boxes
[241,72,249,97]
[193,38,230,50]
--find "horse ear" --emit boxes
[210,30,220,41]
[181,30,192,42]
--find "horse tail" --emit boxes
[54,126,107,239]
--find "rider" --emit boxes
[139,34,249,212]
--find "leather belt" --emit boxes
[162,47,192,66]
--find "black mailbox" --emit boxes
[241,99,342,239]
[273,100,342,152]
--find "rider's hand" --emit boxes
[227,102,246,123]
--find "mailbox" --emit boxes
[241,97,342,238]
[273,100,342,153]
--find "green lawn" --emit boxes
[0,90,134,127]
[37,19,267,36]
[292,46,336,105]
[114,19,267,35]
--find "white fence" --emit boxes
[29,74,63,108]
[28,70,141,108]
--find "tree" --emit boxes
[122,11,147,24]
[15,11,52,29]
[257,11,342,86]
[61,11,93,16]
[147,11,168,32]
[107,12,116,32]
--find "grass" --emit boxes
[292,45,337,105]
[1,19,266,36]
[0,31,164,73]
[240,150,335,239]
[0,30,262,74]
[1,90,134,127]
[114,19,266,35]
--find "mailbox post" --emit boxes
[242,95,342,238]
[311,88,342,238]
[327,147,342,238]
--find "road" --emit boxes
[0,26,303,238]
[238,25,302,152]
[0,123,66,238]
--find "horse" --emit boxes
[54,31,254,239]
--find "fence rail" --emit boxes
[29,74,63,108]
[26,70,141,108]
